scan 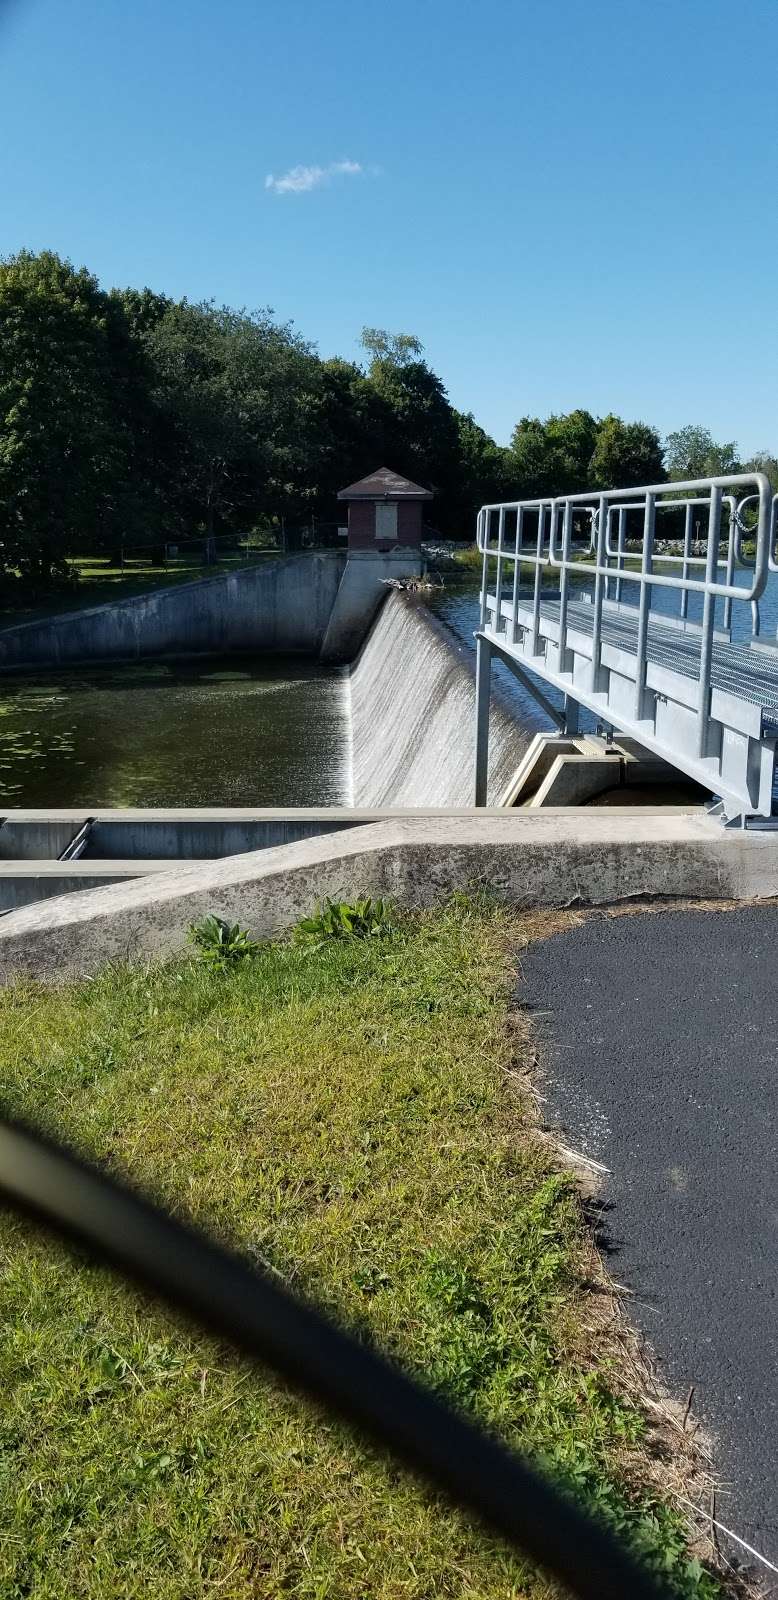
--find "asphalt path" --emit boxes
[518,906,778,1578]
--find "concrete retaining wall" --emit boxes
[0,554,347,670]
[350,592,529,806]
[320,550,422,663]
[2,811,777,983]
[0,808,371,910]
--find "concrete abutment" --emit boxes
[1,812,776,983]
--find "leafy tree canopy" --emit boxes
[0,250,137,578]
[743,450,778,490]
[589,415,665,490]
[1,251,773,591]
[145,300,320,531]
[359,328,424,367]
[358,326,462,525]
[508,410,595,498]
[664,424,740,480]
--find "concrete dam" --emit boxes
[350,591,527,807]
[0,553,349,669]
[0,556,536,908]
[0,480,774,916]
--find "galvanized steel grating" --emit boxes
[535,599,778,712]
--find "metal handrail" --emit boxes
[477,474,772,600]
[732,491,778,573]
[477,473,774,762]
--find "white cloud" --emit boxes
[265,159,365,196]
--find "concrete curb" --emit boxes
[1,811,776,983]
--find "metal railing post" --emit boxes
[590,495,608,692]
[530,506,544,653]
[511,508,523,643]
[632,491,656,721]
[723,496,736,634]
[680,503,692,623]
[614,506,627,604]
[557,501,573,676]
[696,485,722,759]
[478,510,489,630]
[494,508,506,635]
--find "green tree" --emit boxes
[145,301,321,533]
[360,328,423,367]
[453,411,510,534]
[744,450,778,490]
[508,409,599,498]
[589,415,665,488]
[505,416,551,498]
[108,285,172,339]
[664,424,740,480]
[307,358,390,508]
[360,328,461,525]
[0,250,137,582]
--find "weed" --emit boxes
[294,895,396,949]
[188,914,260,970]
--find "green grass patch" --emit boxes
[453,543,485,571]
[0,902,715,1598]
[0,552,278,629]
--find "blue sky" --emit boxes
[1,0,776,453]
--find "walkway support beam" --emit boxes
[489,639,566,732]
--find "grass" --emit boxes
[0,551,278,629]
[452,546,591,577]
[0,899,717,1599]
[454,544,485,571]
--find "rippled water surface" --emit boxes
[0,657,351,807]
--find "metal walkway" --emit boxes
[474,473,778,821]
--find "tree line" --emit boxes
[0,249,774,589]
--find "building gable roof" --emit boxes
[337,466,433,501]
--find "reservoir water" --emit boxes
[1,565,775,809]
[0,657,351,808]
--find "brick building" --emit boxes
[337,467,433,553]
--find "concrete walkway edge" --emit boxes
[2,810,778,982]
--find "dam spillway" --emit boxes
[0,582,719,909]
[349,591,529,806]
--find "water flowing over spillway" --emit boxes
[349,591,529,806]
